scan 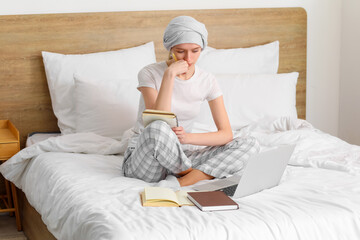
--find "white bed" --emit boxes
[2,117,360,240]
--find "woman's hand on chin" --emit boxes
[166,60,189,77]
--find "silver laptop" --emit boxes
[193,145,295,198]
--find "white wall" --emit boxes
[0,0,343,137]
[339,1,360,145]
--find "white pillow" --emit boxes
[193,72,299,131]
[73,75,139,140]
[196,41,279,74]
[42,42,156,134]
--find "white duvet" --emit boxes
[1,118,360,240]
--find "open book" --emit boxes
[141,187,194,207]
[142,109,178,128]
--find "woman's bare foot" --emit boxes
[177,168,193,176]
[177,169,214,186]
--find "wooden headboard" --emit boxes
[0,8,307,147]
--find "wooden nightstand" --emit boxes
[0,120,22,231]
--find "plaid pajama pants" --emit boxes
[122,120,260,182]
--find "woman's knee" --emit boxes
[227,136,260,152]
[145,120,172,134]
[143,120,177,141]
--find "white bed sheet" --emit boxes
[1,118,360,240]
[26,132,61,147]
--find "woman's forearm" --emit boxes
[186,130,233,146]
[154,69,175,111]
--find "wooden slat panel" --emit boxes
[0,8,306,148]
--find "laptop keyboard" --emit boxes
[221,184,238,196]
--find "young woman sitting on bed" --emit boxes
[122,16,259,187]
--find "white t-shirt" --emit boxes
[128,61,222,148]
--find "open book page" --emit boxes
[143,187,180,207]
[176,190,194,206]
[141,187,195,207]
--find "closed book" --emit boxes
[142,109,178,128]
[187,191,239,211]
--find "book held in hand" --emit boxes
[141,187,194,207]
[142,109,178,128]
[187,191,239,211]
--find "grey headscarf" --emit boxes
[163,16,208,51]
